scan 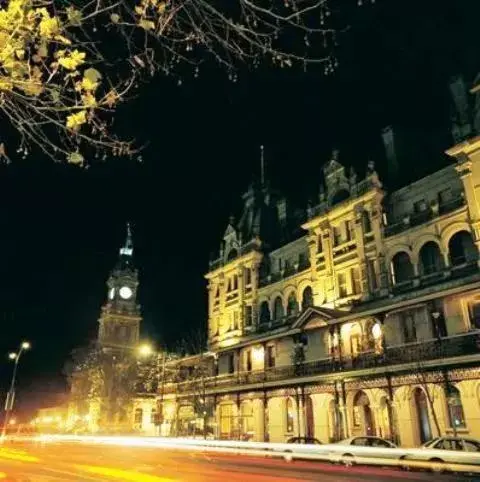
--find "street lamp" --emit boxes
[2,341,31,438]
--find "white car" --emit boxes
[402,437,480,473]
[332,436,399,466]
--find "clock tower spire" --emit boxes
[98,222,141,350]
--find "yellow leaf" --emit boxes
[0,77,13,91]
[58,50,85,70]
[19,81,43,96]
[134,6,144,15]
[66,110,87,130]
[81,77,98,92]
[110,13,120,23]
[39,16,60,38]
[158,2,166,14]
[138,19,155,31]
[67,151,84,164]
[15,49,25,60]
[66,6,82,26]
[81,92,96,107]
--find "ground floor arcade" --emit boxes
[135,365,480,448]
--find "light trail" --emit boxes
[10,433,477,474]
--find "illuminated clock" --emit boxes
[119,286,133,299]
[109,288,115,299]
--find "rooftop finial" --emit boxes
[120,222,133,257]
[260,145,265,186]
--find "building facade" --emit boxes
[133,134,480,448]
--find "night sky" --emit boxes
[0,0,479,417]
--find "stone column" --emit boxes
[253,398,265,442]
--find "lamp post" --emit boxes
[2,341,30,438]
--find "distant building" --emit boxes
[135,132,480,447]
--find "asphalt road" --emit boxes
[0,441,476,482]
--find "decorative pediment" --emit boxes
[291,306,344,330]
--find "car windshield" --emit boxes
[422,438,440,447]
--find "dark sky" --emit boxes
[1,0,479,416]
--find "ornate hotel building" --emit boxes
[136,129,480,448]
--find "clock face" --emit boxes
[119,286,133,299]
[109,288,115,300]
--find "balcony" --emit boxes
[391,260,479,296]
[384,195,466,238]
[163,332,480,395]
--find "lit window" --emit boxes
[351,267,361,294]
[338,273,347,298]
[447,386,466,429]
[134,408,143,425]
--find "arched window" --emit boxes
[286,292,298,316]
[449,231,478,266]
[419,241,443,275]
[447,386,466,429]
[286,398,295,433]
[273,296,284,320]
[259,301,270,324]
[390,252,414,284]
[301,286,313,310]
[134,408,143,425]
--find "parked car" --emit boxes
[333,436,398,466]
[283,436,324,461]
[287,436,322,445]
[401,437,480,473]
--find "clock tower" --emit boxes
[98,223,141,350]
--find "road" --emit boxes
[0,440,475,481]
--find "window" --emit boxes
[150,409,157,424]
[363,211,372,233]
[273,296,284,320]
[367,259,377,290]
[464,440,480,452]
[286,399,295,433]
[266,345,276,368]
[401,313,416,343]
[333,226,342,246]
[134,408,143,425]
[227,353,235,374]
[351,267,361,294]
[301,286,313,310]
[298,252,307,268]
[287,292,298,316]
[244,268,252,286]
[233,311,239,330]
[468,301,480,329]
[338,272,347,298]
[245,306,253,327]
[245,350,252,372]
[447,386,466,429]
[346,220,355,241]
[259,301,270,324]
[233,275,238,290]
[317,235,323,253]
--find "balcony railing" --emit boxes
[391,260,479,296]
[384,196,466,238]
[163,332,480,395]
